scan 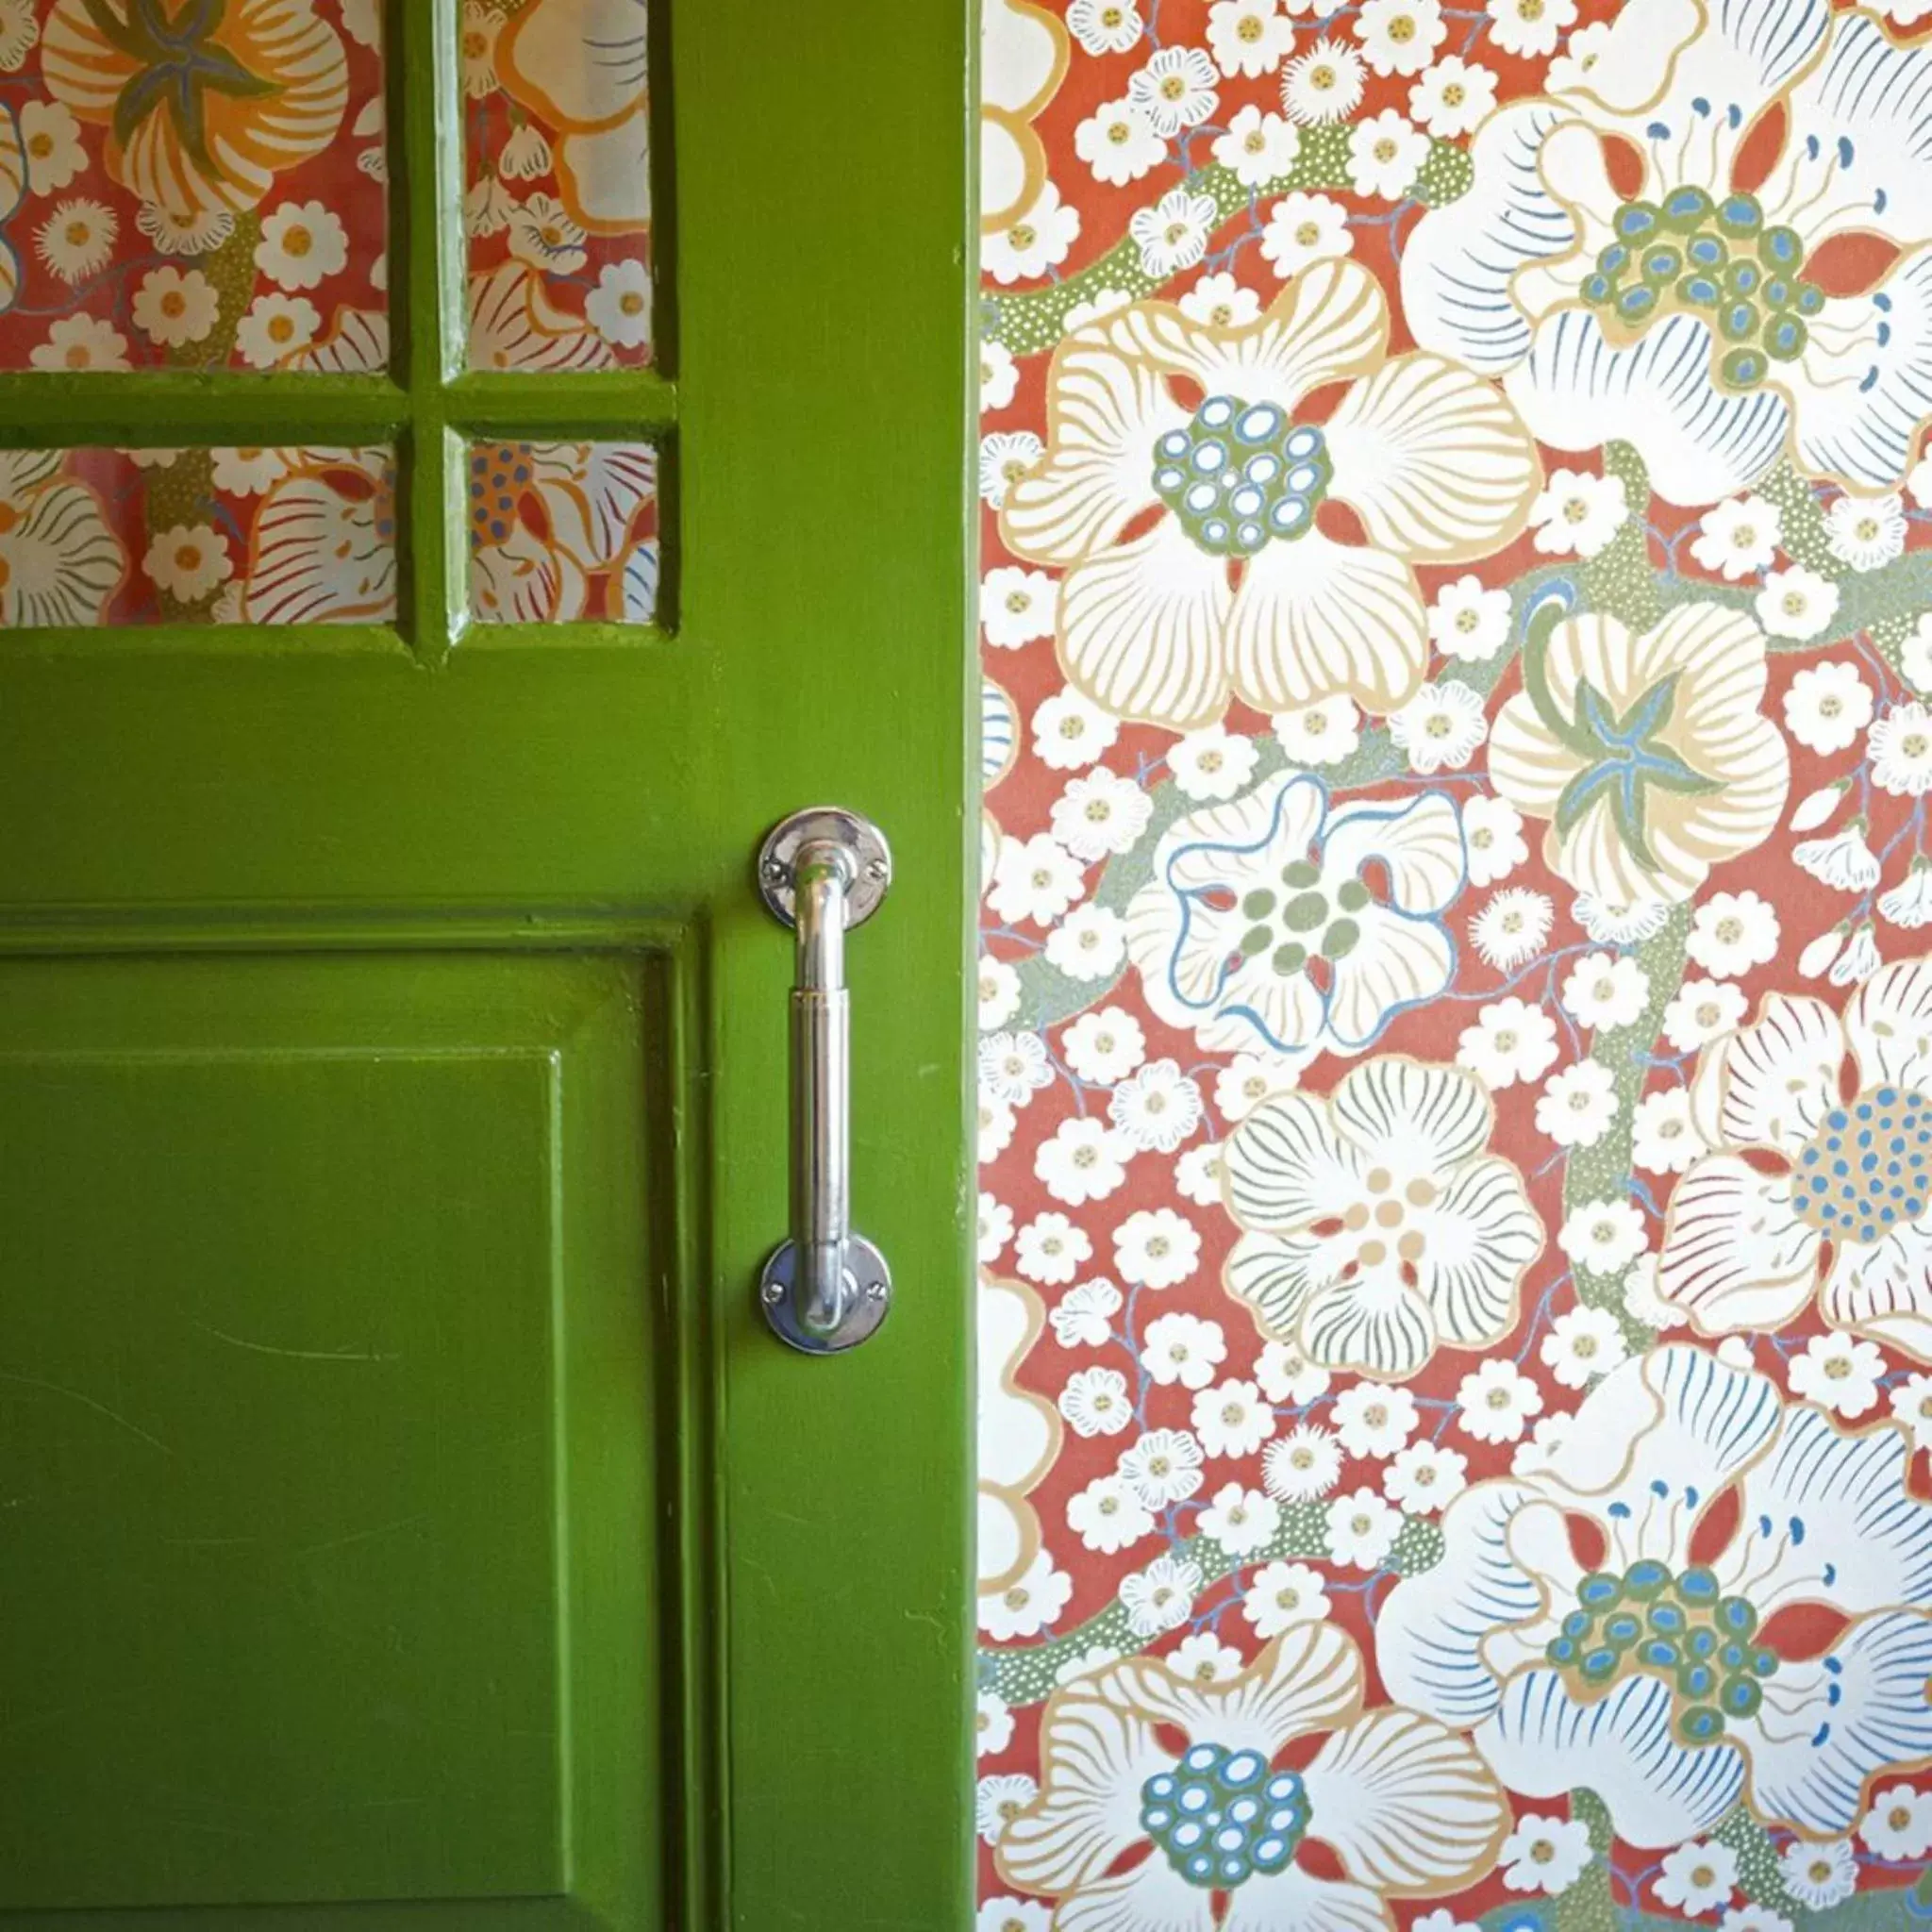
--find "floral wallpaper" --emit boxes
[463,0,655,372]
[465,438,658,625]
[0,0,388,374]
[974,1,1932,1927]
[0,444,396,625]
[0,0,658,630]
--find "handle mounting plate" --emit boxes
[757,807,891,930]
[758,1235,892,1354]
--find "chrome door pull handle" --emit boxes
[755,808,892,1353]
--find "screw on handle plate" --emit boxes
[758,1235,891,1355]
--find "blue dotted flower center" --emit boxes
[1543,1560,1776,1747]
[469,442,537,549]
[1579,190,1821,392]
[1795,1085,1932,1242]
[1140,1743,1309,1890]
[1153,395,1331,558]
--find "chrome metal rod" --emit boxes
[791,840,855,1336]
[756,806,892,1355]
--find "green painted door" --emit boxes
[0,2,974,1926]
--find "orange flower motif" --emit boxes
[41,0,348,219]
[981,0,1067,234]
[496,0,650,236]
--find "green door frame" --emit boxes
[0,0,977,1924]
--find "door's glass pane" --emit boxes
[462,0,654,373]
[466,440,658,624]
[0,1,390,375]
[0,446,397,627]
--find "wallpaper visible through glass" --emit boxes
[462,0,654,372]
[0,0,388,375]
[0,447,394,626]
[465,439,658,624]
[974,2,1932,1928]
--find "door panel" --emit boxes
[0,953,660,1925]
